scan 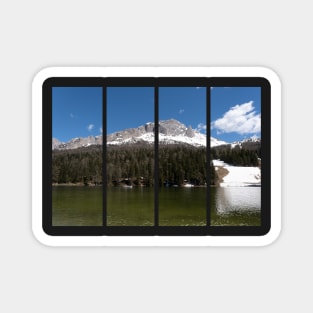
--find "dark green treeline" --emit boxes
[52,146,102,185]
[52,144,260,186]
[106,144,207,187]
[211,146,260,167]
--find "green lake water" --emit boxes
[52,186,102,226]
[52,186,261,227]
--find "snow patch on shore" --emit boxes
[212,159,261,187]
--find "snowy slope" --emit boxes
[213,160,261,187]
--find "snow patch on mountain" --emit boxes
[106,119,209,147]
[231,135,261,148]
[211,137,228,147]
[106,119,227,147]
[52,119,234,150]
[52,135,102,150]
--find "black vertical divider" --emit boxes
[154,86,159,228]
[261,81,271,233]
[42,80,53,233]
[206,85,211,227]
[102,85,107,229]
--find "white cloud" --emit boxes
[196,123,207,133]
[87,124,94,132]
[99,127,103,134]
[70,113,75,118]
[211,101,260,135]
[179,109,184,114]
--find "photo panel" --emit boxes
[52,86,103,226]
[158,87,207,226]
[40,74,272,238]
[210,86,261,227]
[106,87,155,226]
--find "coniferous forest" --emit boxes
[52,144,260,186]
[52,146,102,185]
[211,146,260,167]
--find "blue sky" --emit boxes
[107,87,154,134]
[107,87,206,134]
[211,87,261,142]
[52,87,102,142]
[52,86,261,144]
[159,87,206,132]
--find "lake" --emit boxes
[52,186,261,227]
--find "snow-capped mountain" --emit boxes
[230,136,261,150]
[52,135,103,150]
[53,119,258,150]
[52,138,62,150]
[211,137,228,147]
[53,119,212,149]
[107,119,209,147]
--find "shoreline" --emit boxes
[52,183,261,188]
[52,183,100,187]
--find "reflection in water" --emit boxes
[107,187,154,226]
[53,186,261,227]
[211,187,261,226]
[215,187,261,213]
[159,187,206,226]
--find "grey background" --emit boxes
[0,1,310,312]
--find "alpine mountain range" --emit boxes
[52,119,260,150]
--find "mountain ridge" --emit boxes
[52,119,259,150]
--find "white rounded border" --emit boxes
[32,67,281,246]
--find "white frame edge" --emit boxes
[32,67,281,247]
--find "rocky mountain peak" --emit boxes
[52,119,234,150]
